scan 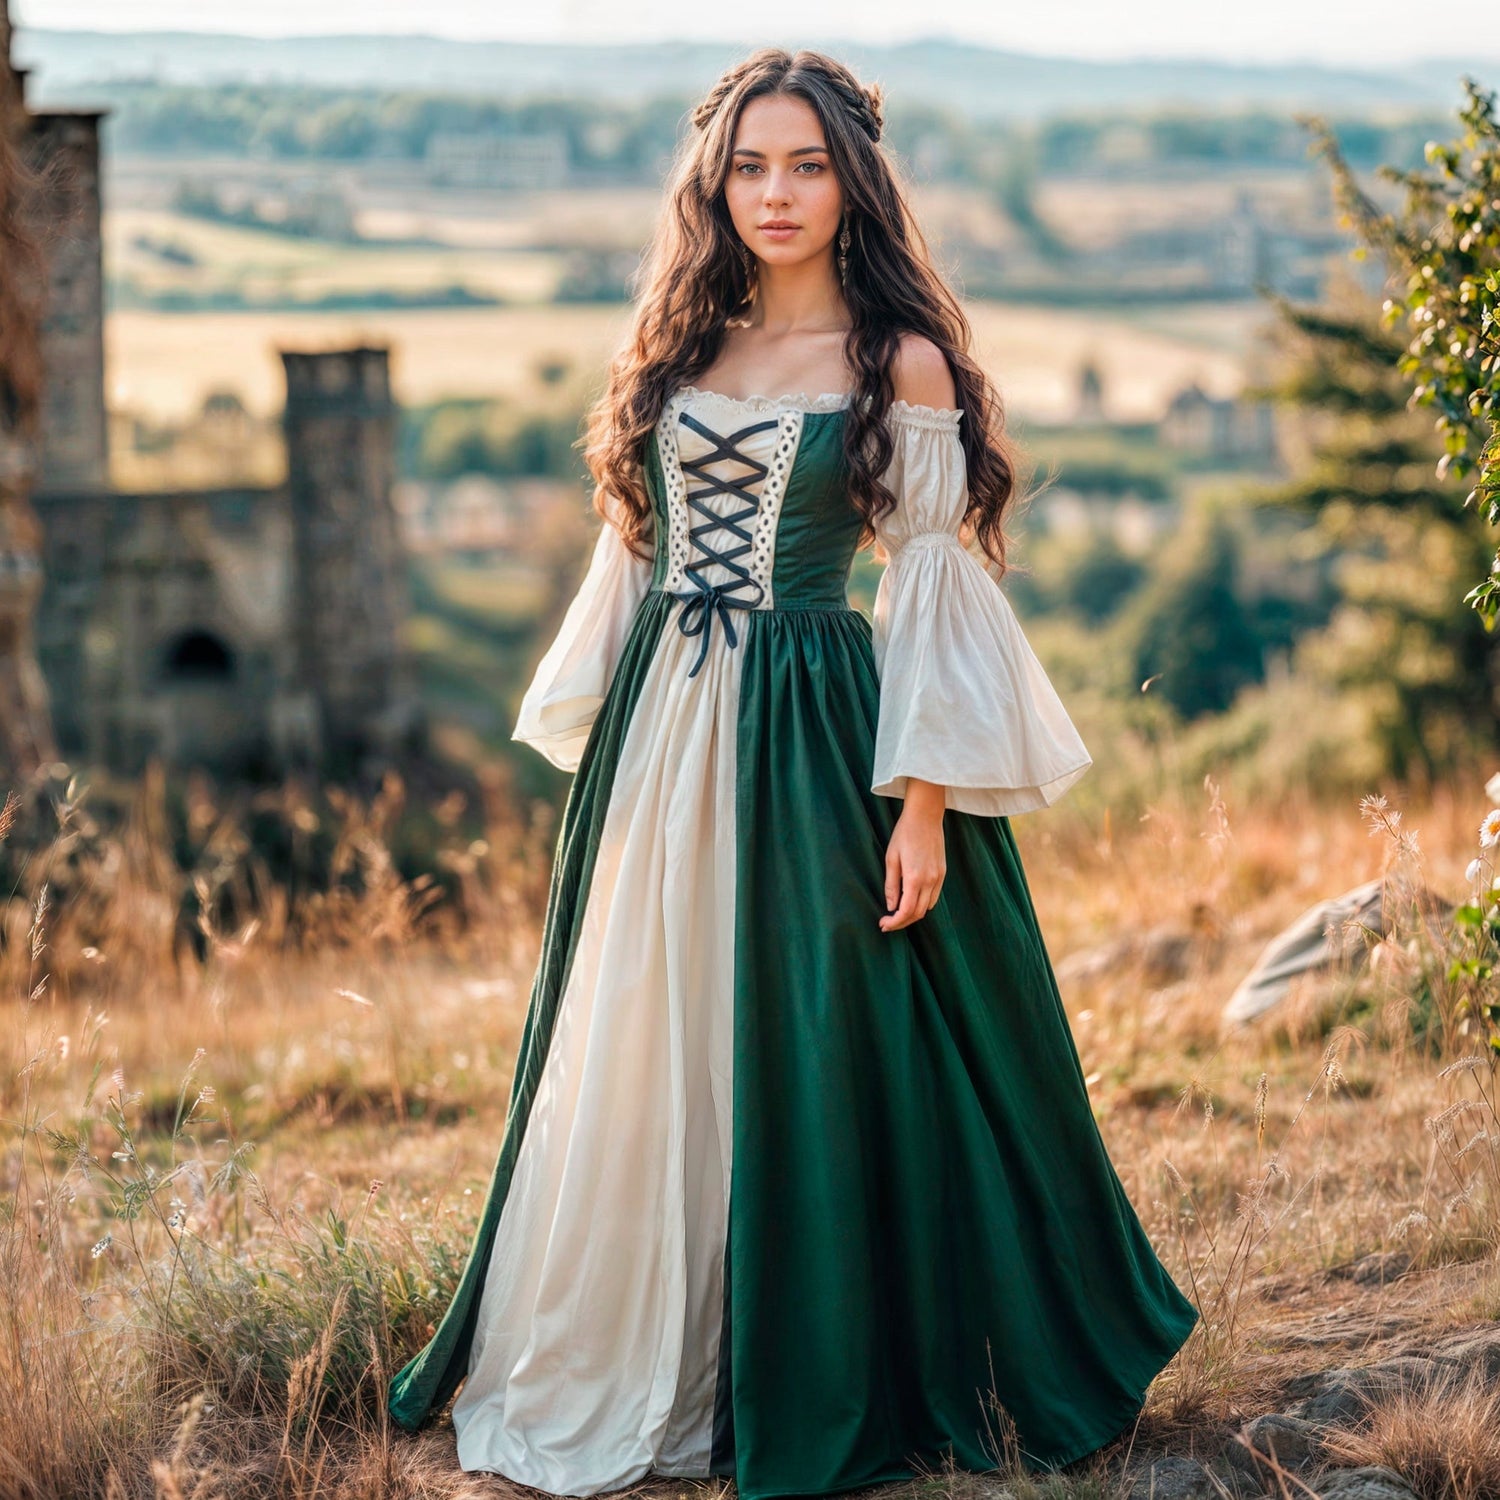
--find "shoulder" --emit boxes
[889,332,957,411]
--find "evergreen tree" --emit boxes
[1251,268,1500,780]
[1300,79,1500,623]
[1127,506,1263,720]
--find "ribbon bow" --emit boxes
[672,572,763,678]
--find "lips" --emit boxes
[760,222,799,231]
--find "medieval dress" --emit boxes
[387,384,1200,1500]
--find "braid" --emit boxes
[833,77,884,143]
[690,50,883,144]
[690,56,765,131]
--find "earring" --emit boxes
[740,243,755,278]
[837,218,852,284]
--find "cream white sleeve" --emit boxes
[870,401,1093,816]
[512,497,655,771]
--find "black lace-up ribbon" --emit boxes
[670,408,778,678]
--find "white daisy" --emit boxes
[1483,809,1500,849]
[1469,857,1486,884]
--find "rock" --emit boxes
[1223,1413,1323,1477]
[1126,1454,1220,1499]
[1311,1465,1420,1499]
[1288,1356,1438,1425]
[1340,1252,1414,1287]
[1426,1327,1500,1382]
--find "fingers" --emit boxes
[879,869,945,932]
[885,844,901,914]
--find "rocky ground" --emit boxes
[1110,1253,1498,1499]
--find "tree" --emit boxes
[1127,506,1264,720]
[1300,78,1500,624]
[1251,266,1499,780]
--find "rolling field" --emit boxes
[105,295,1260,425]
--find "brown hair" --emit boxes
[581,45,1021,571]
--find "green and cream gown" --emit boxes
[387,385,1199,1498]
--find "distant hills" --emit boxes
[14,29,1495,120]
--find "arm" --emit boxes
[879,336,957,933]
[871,337,1093,928]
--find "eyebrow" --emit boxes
[731,145,829,158]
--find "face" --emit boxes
[724,92,845,273]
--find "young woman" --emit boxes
[388,46,1198,1500]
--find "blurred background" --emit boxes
[5,1,1497,829]
[6,14,1500,1495]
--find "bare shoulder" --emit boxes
[889,332,957,410]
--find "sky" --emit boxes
[15,0,1500,68]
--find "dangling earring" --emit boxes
[740,243,755,280]
[837,217,852,285]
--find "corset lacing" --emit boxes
[671,408,777,678]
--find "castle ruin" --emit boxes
[4,14,423,781]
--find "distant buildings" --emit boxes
[424,130,569,189]
[1159,379,1279,464]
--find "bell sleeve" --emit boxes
[870,401,1093,817]
[512,496,655,771]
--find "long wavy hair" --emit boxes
[582,46,1022,571]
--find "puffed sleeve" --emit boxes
[870,401,1092,816]
[512,494,655,771]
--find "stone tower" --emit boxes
[0,0,59,783]
[281,346,418,770]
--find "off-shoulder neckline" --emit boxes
[673,383,962,427]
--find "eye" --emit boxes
[795,161,825,173]
[736,162,763,175]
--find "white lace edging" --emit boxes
[673,384,963,427]
[676,383,851,414]
[888,398,963,430]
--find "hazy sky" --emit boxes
[16,0,1500,68]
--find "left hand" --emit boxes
[880,778,947,932]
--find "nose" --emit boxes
[762,169,793,207]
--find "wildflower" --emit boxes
[1483,808,1500,848]
[368,1178,384,1196]
[1470,857,1487,884]
[91,1231,112,1258]
[168,1210,185,1231]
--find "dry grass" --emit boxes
[1,758,1497,1499]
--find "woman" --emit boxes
[388,46,1198,1500]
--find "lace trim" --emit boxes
[675,384,963,427]
[748,411,804,607]
[889,399,964,431]
[677,383,851,414]
[655,391,693,591]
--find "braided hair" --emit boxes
[583,47,1021,576]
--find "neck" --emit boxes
[746,251,849,333]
